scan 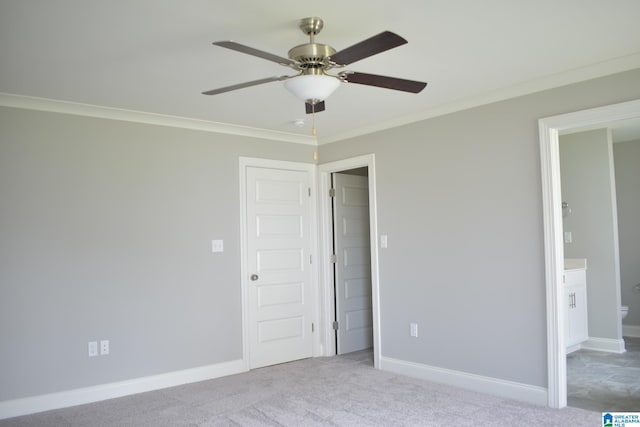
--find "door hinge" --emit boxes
[330,254,337,264]
[311,323,315,333]
[329,188,336,198]
[308,187,311,197]
[309,254,312,264]
[332,321,339,330]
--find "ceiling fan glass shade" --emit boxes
[283,74,340,104]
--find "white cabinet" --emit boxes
[564,267,588,351]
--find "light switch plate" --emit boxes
[211,240,224,253]
[380,235,388,249]
[88,341,98,357]
[410,323,418,337]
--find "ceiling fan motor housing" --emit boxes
[288,17,337,72]
[288,43,336,70]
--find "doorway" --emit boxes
[239,157,317,370]
[331,169,373,354]
[319,154,381,368]
[538,98,640,408]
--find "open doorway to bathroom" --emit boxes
[539,99,640,409]
[558,127,640,411]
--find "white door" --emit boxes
[333,173,373,354]
[246,166,313,368]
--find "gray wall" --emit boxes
[614,139,640,327]
[0,108,314,401]
[319,69,640,387]
[560,129,620,340]
[2,68,640,402]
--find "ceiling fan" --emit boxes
[202,17,427,114]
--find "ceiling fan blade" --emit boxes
[341,72,427,93]
[305,101,326,114]
[202,76,291,96]
[329,31,407,66]
[213,41,297,67]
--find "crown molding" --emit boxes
[3,52,639,147]
[0,93,317,146]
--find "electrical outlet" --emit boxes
[100,340,110,355]
[410,323,418,337]
[88,341,98,357]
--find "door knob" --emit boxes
[250,274,259,281]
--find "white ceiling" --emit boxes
[1,0,640,143]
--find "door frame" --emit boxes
[239,157,320,371]
[538,98,640,408]
[318,154,381,368]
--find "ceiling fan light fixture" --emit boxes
[204,18,427,114]
[283,74,340,104]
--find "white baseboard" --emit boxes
[0,359,246,420]
[379,356,547,406]
[623,324,640,338]
[566,343,582,354]
[582,337,626,353]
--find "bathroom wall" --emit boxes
[613,139,640,328]
[560,129,621,340]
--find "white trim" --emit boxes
[318,171,335,357]
[606,129,625,342]
[0,93,316,146]
[539,119,566,409]
[238,157,318,369]
[321,54,640,144]
[6,57,639,149]
[623,325,640,338]
[379,356,547,406]
[538,98,640,409]
[0,359,245,420]
[318,154,381,369]
[582,337,626,353]
[238,159,251,371]
[566,343,583,354]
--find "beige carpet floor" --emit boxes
[1,351,599,426]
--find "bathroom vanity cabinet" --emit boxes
[564,259,588,352]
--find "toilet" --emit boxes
[621,305,629,320]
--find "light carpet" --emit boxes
[2,351,599,426]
